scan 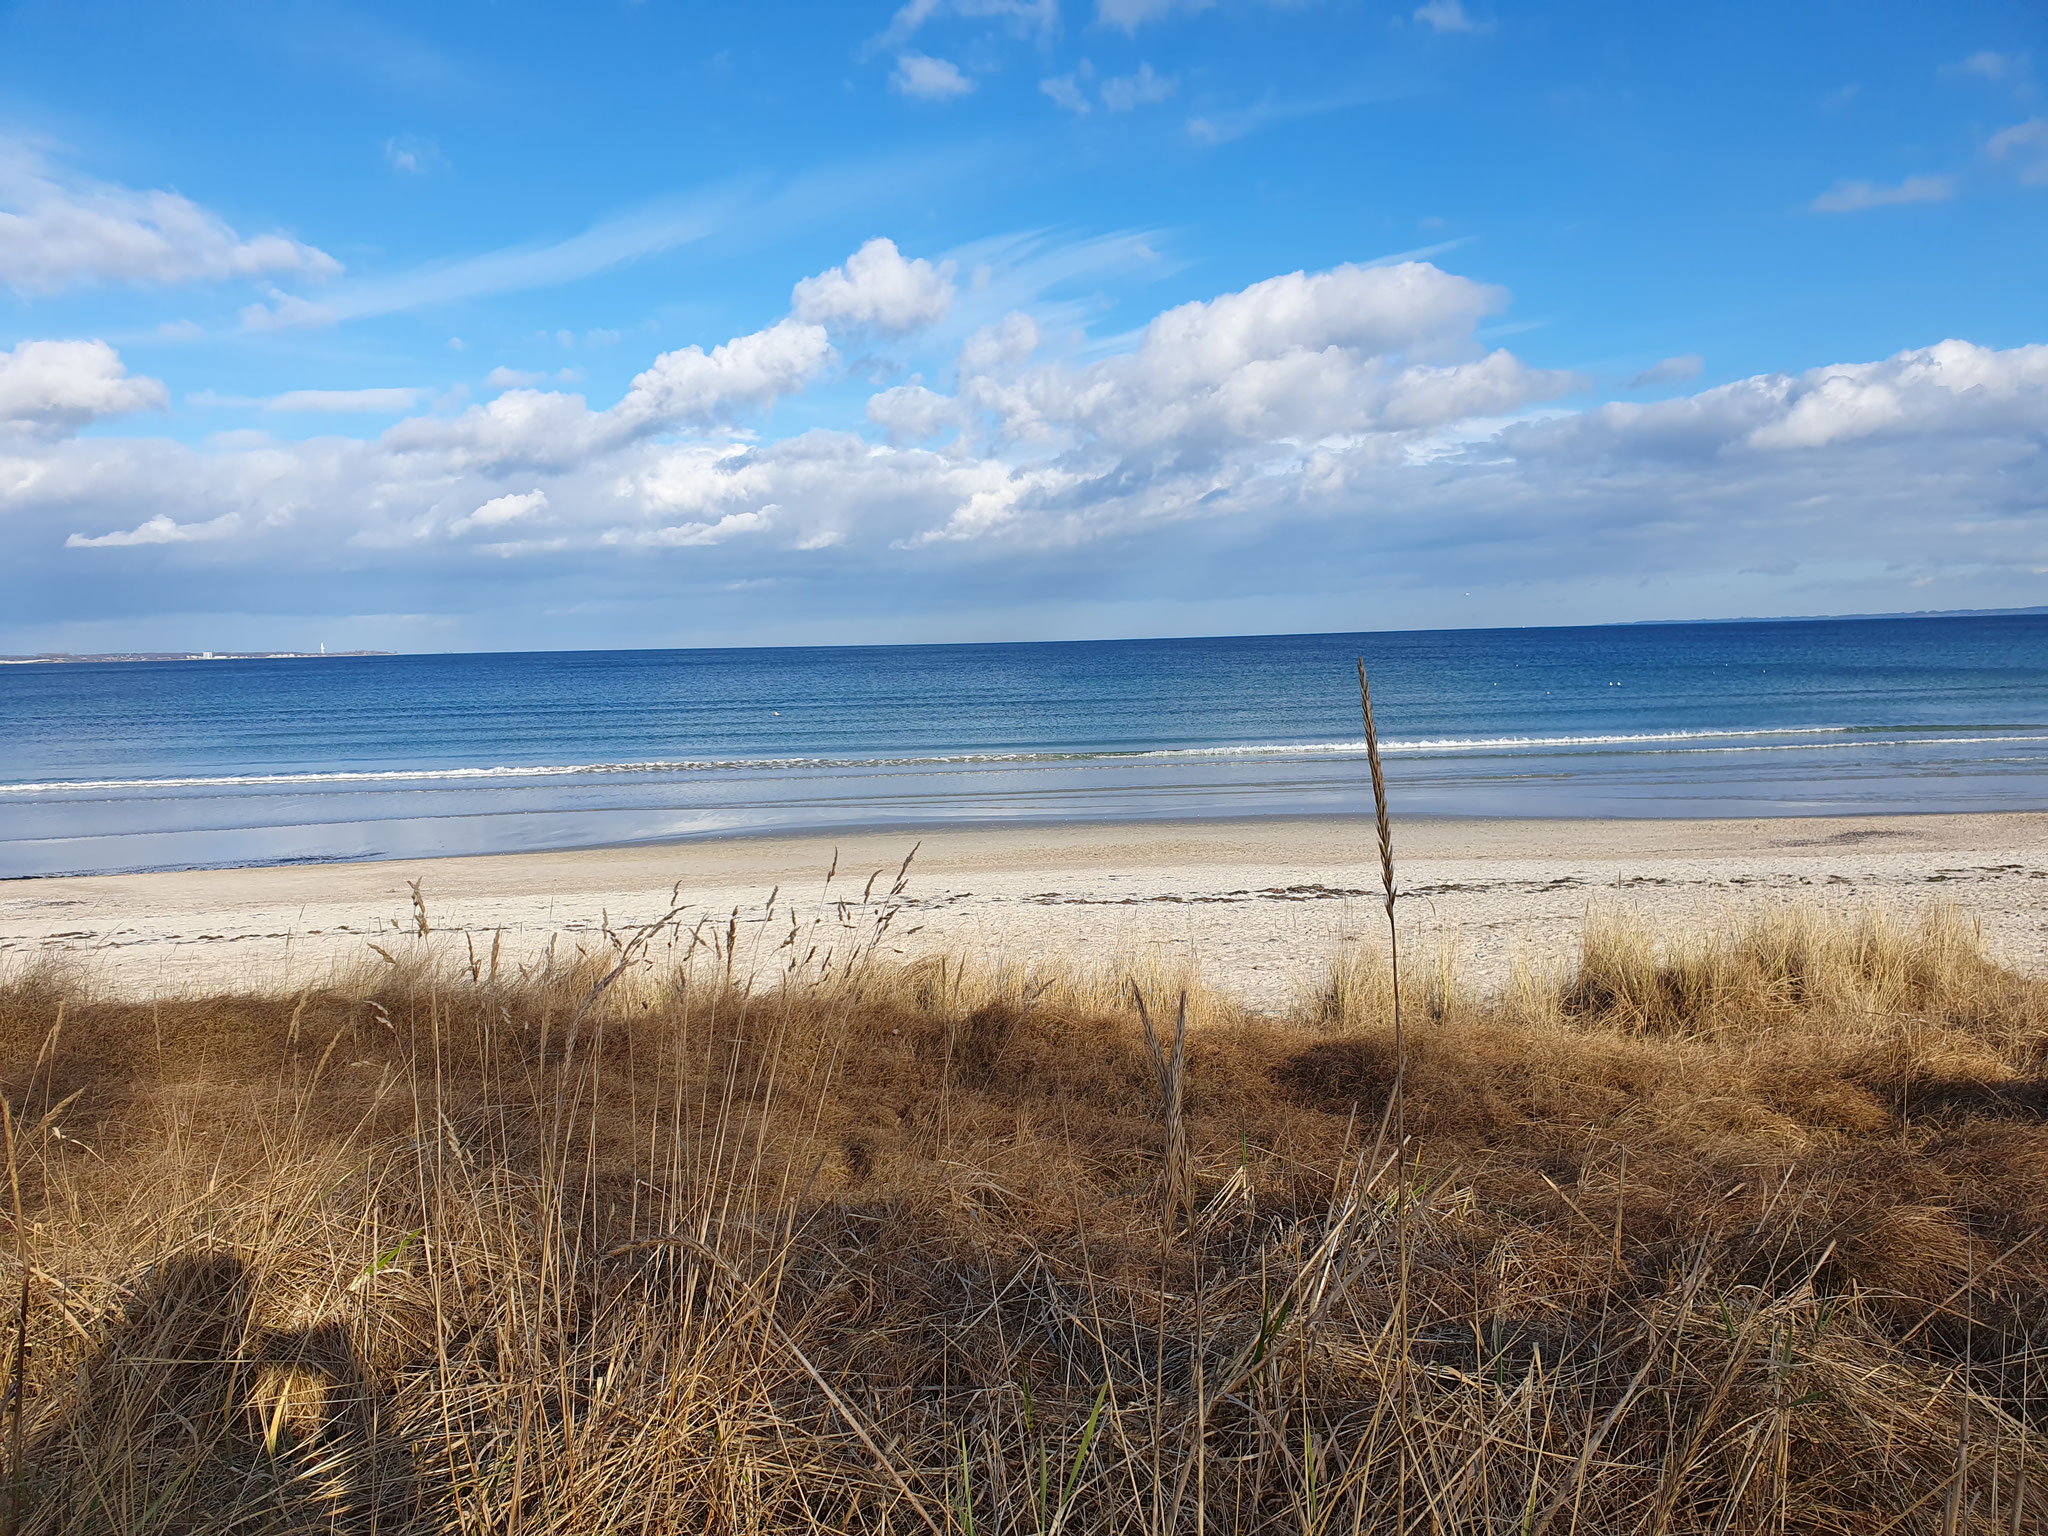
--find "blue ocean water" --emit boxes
[2,616,2045,878]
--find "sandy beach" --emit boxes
[5,811,2044,1008]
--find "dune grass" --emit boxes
[0,886,2043,1534]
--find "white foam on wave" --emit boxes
[4,724,2042,797]
[1143,724,1863,757]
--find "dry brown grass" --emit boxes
[0,892,2044,1534]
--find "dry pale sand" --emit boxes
[3,813,2045,1010]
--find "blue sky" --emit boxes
[0,0,2043,653]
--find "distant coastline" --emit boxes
[1626,604,2048,626]
[6,605,2044,667]
[0,650,395,665]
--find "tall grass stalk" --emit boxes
[0,840,2045,1530]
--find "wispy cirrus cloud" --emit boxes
[238,191,735,330]
[1187,90,1393,146]
[1811,173,1955,212]
[268,387,430,413]
[1628,354,1704,389]
[1096,0,1212,32]
[868,0,1058,54]
[237,150,982,331]
[1414,0,1490,35]
[1988,118,2048,185]
[188,386,430,412]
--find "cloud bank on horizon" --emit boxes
[0,0,2042,651]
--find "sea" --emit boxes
[2,615,2045,879]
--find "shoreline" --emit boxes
[12,800,2047,886]
[6,810,2045,1008]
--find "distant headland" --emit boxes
[0,649,395,665]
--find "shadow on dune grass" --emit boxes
[0,898,2044,1533]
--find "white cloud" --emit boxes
[0,339,168,438]
[1988,119,2048,186]
[383,135,446,175]
[232,157,964,331]
[235,191,729,330]
[1041,74,1092,113]
[792,238,956,334]
[1811,173,1955,212]
[1100,63,1177,111]
[1957,50,2022,81]
[872,0,1058,51]
[265,387,427,413]
[450,489,548,534]
[1414,0,1488,33]
[1746,340,2048,449]
[1628,354,1704,389]
[1507,339,2048,461]
[10,251,2043,638]
[613,317,833,431]
[607,508,777,548]
[0,139,339,295]
[485,367,545,390]
[66,513,240,548]
[868,382,960,443]
[891,52,976,100]
[1097,0,1212,32]
[380,313,834,477]
[1186,92,1372,146]
[906,260,1578,541]
[957,311,1042,374]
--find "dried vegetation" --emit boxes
[0,879,2043,1534]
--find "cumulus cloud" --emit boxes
[613,318,833,430]
[450,489,548,534]
[1507,339,2048,460]
[0,339,168,438]
[1812,173,1955,212]
[891,53,975,100]
[1746,340,2048,449]
[1628,354,1704,389]
[66,512,240,548]
[867,382,960,443]
[379,314,833,477]
[11,251,2044,638]
[791,238,956,334]
[607,507,777,548]
[0,139,338,295]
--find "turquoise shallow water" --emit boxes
[2,615,2044,877]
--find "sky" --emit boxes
[0,0,2044,654]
